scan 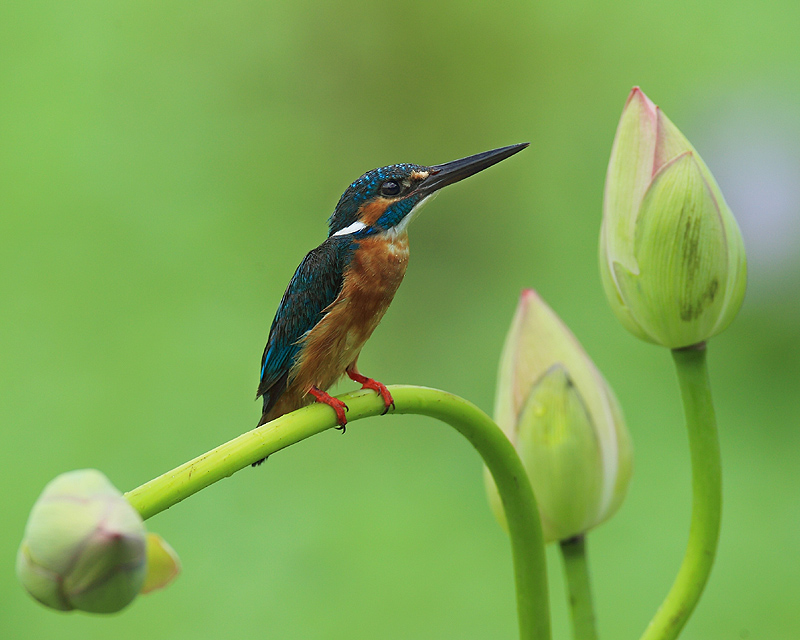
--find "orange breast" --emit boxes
[272,233,410,416]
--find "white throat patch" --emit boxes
[388,192,438,238]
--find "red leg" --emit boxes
[308,386,349,432]
[346,364,395,415]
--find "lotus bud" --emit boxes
[487,290,632,543]
[600,87,747,348]
[17,469,147,613]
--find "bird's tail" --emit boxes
[253,396,288,465]
[252,413,270,466]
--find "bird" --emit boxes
[255,143,529,437]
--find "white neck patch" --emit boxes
[332,220,367,237]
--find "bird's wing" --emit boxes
[257,237,353,407]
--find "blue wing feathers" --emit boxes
[257,237,355,412]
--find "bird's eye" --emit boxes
[380,181,401,197]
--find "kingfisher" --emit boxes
[256,143,528,434]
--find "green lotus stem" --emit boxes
[125,385,551,640]
[640,345,722,640]
[560,535,598,640]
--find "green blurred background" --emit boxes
[2,1,799,638]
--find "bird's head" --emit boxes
[327,143,529,239]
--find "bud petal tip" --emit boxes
[141,533,181,595]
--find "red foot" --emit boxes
[346,367,395,415]
[308,386,349,432]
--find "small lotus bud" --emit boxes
[17,469,147,613]
[600,87,747,348]
[487,290,632,543]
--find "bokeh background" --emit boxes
[2,1,799,638]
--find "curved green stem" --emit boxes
[125,385,551,640]
[640,345,722,640]
[560,535,598,640]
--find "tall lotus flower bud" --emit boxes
[17,469,148,613]
[487,290,633,543]
[600,87,747,348]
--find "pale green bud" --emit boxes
[17,469,147,613]
[487,290,632,543]
[600,87,747,348]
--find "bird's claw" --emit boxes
[380,400,396,416]
[309,387,349,430]
[346,369,394,415]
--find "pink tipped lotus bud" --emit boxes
[600,87,747,348]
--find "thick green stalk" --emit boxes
[125,385,551,640]
[640,345,722,640]
[560,535,598,640]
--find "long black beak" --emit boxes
[419,143,529,195]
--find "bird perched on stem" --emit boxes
[256,144,528,435]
